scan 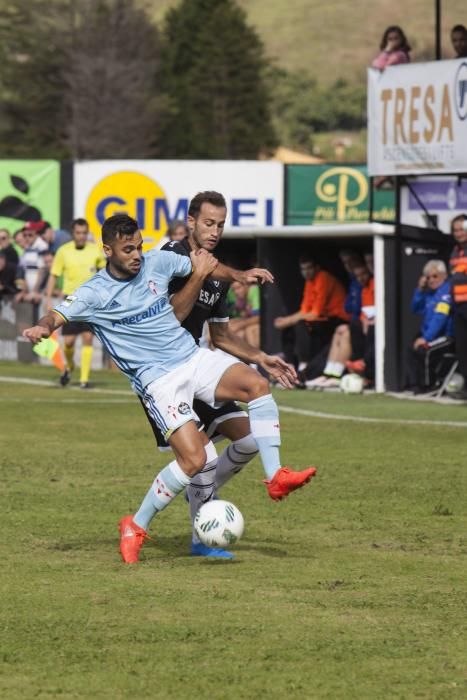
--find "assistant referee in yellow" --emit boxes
[45,218,106,388]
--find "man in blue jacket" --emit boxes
[407,260,453,393]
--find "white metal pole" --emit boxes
[374,235,386,393]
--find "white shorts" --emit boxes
[142,348,241,440]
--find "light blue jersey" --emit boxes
[54,249,198,393]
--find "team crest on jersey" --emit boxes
[178,402,191,415]
[62,295,77,308]
[148,280,157,295]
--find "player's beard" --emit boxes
[109,256,140,279]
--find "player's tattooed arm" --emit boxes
[209,322,297,388]
[211,263,274,285]
[23,311,65,344]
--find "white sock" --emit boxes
[133,459,191,531]
[324,361,344,378]
[215,433,259,490]
[186,442,218,545]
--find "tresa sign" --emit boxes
[286,165,395,225]
[74,161,283,249]
[368,58,467,176]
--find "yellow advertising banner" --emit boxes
[368,59,467,175]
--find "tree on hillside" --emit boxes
[0,0,165,158]
[64,0,164,158]
[268,67,366,153]
[159,0,277,159]
[0,0,68,157]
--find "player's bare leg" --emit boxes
[119,421,208,563]
[215,364,317,500]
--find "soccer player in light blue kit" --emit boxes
[24,214,317,564]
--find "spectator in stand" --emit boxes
[45,217,106,388]
[406,260,453,394]
[40,221,72,253]
[372,26,411,69]
[364,251,374,275]
[156,219,189,249]
[274,255,350,371]
[0,229,19,265]
[306,263,375,389]
[448,214,467,400]
[15,221,48,303]
[451,24,467,58]
[0,251,19,300]
[226,280,261,348]
[13,229,25,255]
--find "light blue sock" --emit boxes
[134,460,191,531]
[248,393,281,480]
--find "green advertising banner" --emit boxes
[0,160,60,234]
[286,164,395,225]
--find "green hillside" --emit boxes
[147,0,466,84]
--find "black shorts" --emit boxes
[140,397,248,450]
[62,321,92,336]
[349,319,366,359]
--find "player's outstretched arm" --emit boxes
[23,311,65,344]
[210,262,274,285]
[209,322,297,389]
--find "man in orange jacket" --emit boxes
[448,214,467,400]
[274,255,350,370]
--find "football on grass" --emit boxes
[340,373,364,394]
[194,500,244,548]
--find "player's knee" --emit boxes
[246,373,270,401]
[179,445,208,477]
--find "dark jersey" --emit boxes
[161,238,230,343]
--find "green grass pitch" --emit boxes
[1,361,466,699]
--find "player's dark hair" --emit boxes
[102,214,139,245]
[450,213,467,234]
[188,191,227,219]
[451,24,467,35]
[379,25,411,52]
[71,217,88,230]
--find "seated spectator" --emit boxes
[339,249,365,321]
[274,255,350,371]
[15,222,48,303]
[372,26,411,69]
[0,251,19,300]
[451,24,467,58]
[0,228,19,265]
[227,280,260,348]
[40,221,72,253]
[306,264,375,388]
[406,260,453,394]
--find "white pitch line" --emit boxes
[0,375,133,395]
[277,404,467,429]
[2,375,467,428]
